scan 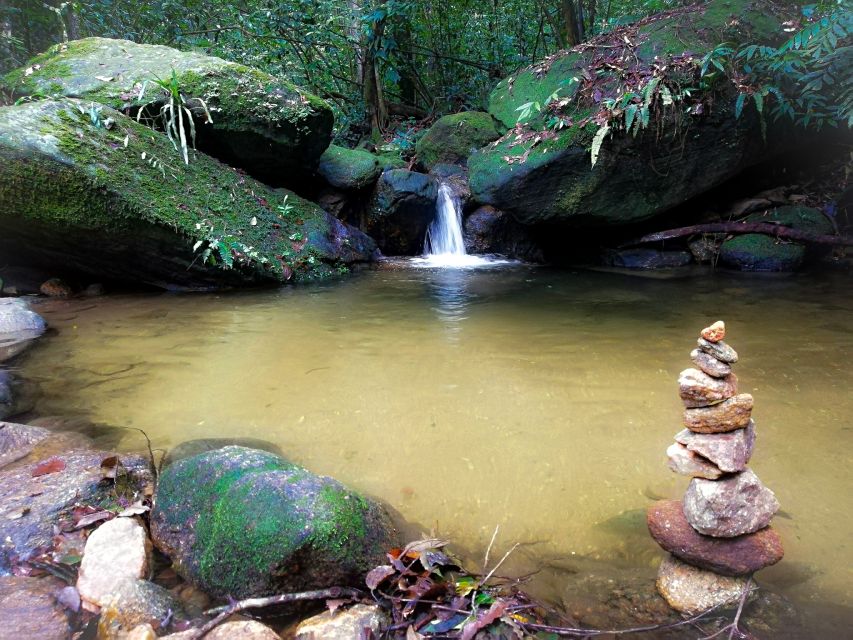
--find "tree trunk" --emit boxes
[362,0,388,140]
[560,0,580,47]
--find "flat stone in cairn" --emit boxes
[675,420,755,473]
[683,394,753,433]
[648,500,784,576]
[678,368,737,408]
[690,348,731,378]
[697,337,738,364]
[656,554,750,615]
[683,469,780,537]
[666,443,724,480]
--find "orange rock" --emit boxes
[700,320,725,342]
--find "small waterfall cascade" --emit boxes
[424,183,466,257]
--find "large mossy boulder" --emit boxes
[150,446,396,599]
[415,112,500,170]
[470,0,790,228]
[365,170,439,255]
[317,145,381,190]
[0,99,375,289]
[719,205,833,271]
[2,38,333,184]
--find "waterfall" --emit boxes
[424,183,466,257]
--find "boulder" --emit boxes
[77,517,152,608]
[666,442,723,480]
[0,575,72,640]
[97,579,188,638]
[678,369,737,408]
[317,145,381,191]
[656,554,751,615]
[0,99,375,289]
[3,37,333,183]
[463,205,543,261]
[602,248,692,270]
[0,298,46,363]
[0,421,51,469]
[674,420,755,473]
[469,0,789,228]
[164,620,280,640]
[415,111,500,170]
[364,170,438,255]
[683,393,754,433]
[150,446,396,599]
[697,337,738,363]
[648,500,783,576]
[294,603,389,640]
[683,469,780,537]
[0,450,152,572]
[690,348,731,378]
[720,206,833,272]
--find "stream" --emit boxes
[15,264,853,634]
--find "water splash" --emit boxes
[415,182,512,268]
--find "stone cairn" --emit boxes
[647,321,784,615]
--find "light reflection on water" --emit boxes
[17,266,853,632]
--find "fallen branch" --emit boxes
[619,222,853,248]
[185,587,363,639]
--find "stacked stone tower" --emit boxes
[648,321,784,614]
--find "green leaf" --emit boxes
[735,93,746,119]
[590,124,610,167]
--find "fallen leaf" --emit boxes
[100,455,120,479]
[74,510,113,529]
[365,565,395,590]
[118,503,150,517]
[32,458,66,477]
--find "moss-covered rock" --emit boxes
[415,112,500,170]
[471,0,791,228]
[2,38,333,183]
[365,170,439,255]
[150,446,396,599]
[317,144,381,190]
[0,99,375,289]
[720,205,832,271]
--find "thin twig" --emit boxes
[482,524,500,574]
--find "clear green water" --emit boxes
[17,265,853,631]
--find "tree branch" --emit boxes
[620,222,853,248]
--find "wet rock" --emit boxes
[165,620,280,639]
[77,517,152,608]
[161,437,283,469]
[317,145,381,191]
[678,369,737,408]
[150,446,397,599]
[463,205,544,262]
[0,451,152,572]
[126,624,157,640]
[0,370,37,420]
[700,321,725,343]
[683,469,780,537]
[666,443,723,480]
[0,575,71,640]
[0,421,50,468]
[690,348,731,378]
[97,579,187,637]
[3,430,95,470]
[0,298,46,363]
[697,337,738,364]
[656,554,751,615]
[39,278,73,298]
[602,248,693,270]
[683,394,753,433]
[648,501,784,576]
[365,170,438,255]
[688,236,722,263]
[415,111,500,170]
[294,603,388,639]
[674,420,755,473]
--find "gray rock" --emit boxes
[678,368,737,408]
[697,337,738,363]
[0,370,37,420]
[0,451,153,572]
[656,554,751,615]
[0,298,46,363]
[0,421,51,469]
[690,348,731,378]
[295,603,389,640]
[0,576,71,640]
[603,248,693,270]
[97,580,188,637]
[365,170,439,255]
[683,469,780,537]
[666,442,723,479]
[675,420,755,473]
[463,205,543,262]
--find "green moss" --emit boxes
[415,111,500,169]
[310,484,370,564]
[317,144,380,190]
[744,205,832,233]
[720,233,805,271]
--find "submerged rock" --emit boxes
[656,554,750,615]
[683,394,753,433]
[0,298,46,363]
[463,205,543,261]
[4,37,333,183]
[683,469,780,537]
[415,111,500,170]
[648,500,783,576]
[365,170,439,255]
[0,421,51,468]
[675,420,755,473]
[0,99,375,289]
[0,371,37,422]
[97,579,188,637]
[150,446,396,599]
[602,248,693,270]
[678,369,737,408]
[0,575,72,640]
[317,145,381,191]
